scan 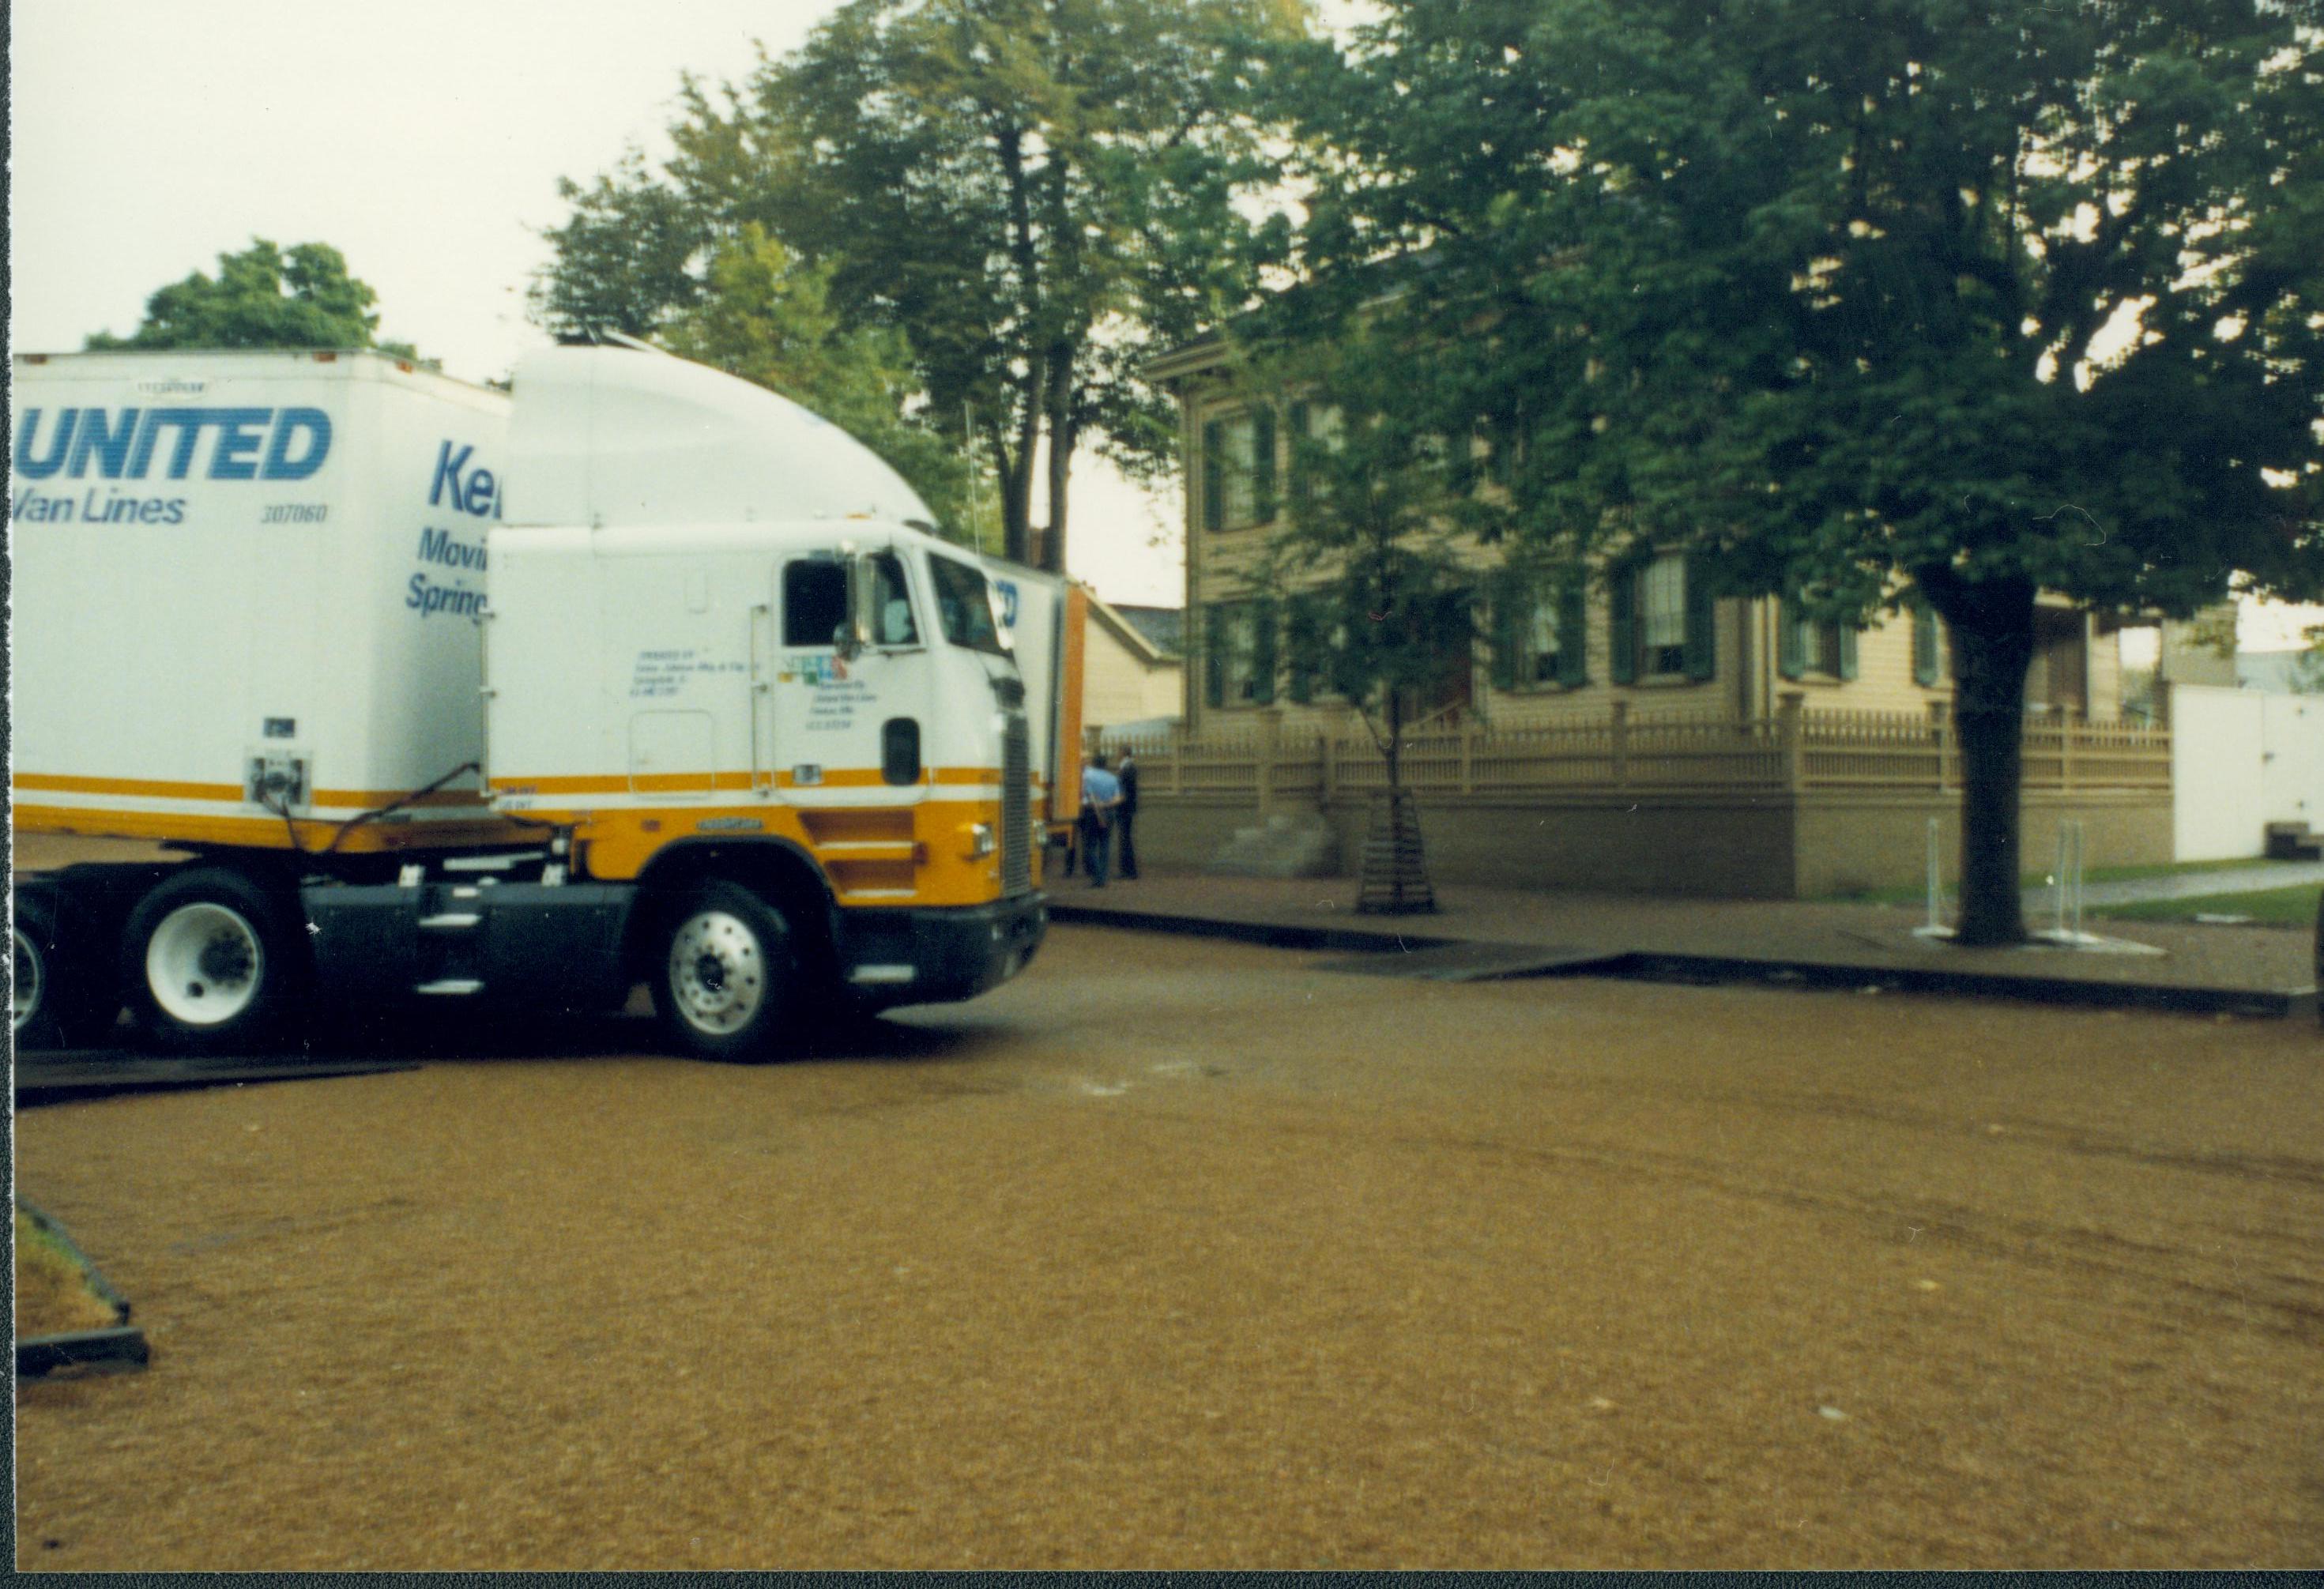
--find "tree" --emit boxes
[87,238,420,358]
[662,225,999,543]
[530,152,713,342]
[1243,325,1483,911]
[536,0,1305,570]
[1283,0,2324,943]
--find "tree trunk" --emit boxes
[992,423,1033,565]
[1041,344,1076,574]
[1930,573,2038,946]
[993,119,1044,565]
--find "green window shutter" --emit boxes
[1251,408,1278,524]
[1557,582,1590,687]
[1201,421,1224,533]
[1249,601,1278,706]
[1777,600,1806,680]
[1203,602,1226,707]
[1837,623,1860,680]
[1682,556,1716,681]
[1490,573,1520,691]
[1286,597,1316,704]
[1912,600,1940,686]
[1287,401,1310,515]
[1609,570,1638,685]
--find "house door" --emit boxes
[2027,608,2088,717]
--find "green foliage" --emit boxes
[532,151,713,340]
[537,0,1307,567]
[662,225,997,544]
[1288,0,2324,623]
[86,239,411,355]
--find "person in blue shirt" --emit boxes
[1079,755,1124,887]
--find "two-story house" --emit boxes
[1121,333,2164,898]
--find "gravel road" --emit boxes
[17,926,2322,1568]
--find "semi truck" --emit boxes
[10,342,1048,1061]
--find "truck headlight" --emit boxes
[962,821,996,860]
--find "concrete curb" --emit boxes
[1048,902,1462,955]
[15,1053,424,1107]
[16,1201,150,1380]
[1051,902,2320,1020]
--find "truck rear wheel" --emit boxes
[15,892,111,1051]
[121,868,308,1053]
[651,881,798,1063]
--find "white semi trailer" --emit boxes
[10,343,1047,1060]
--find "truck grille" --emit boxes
[1002,711,1032,896]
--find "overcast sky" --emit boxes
[7,0,1184,605]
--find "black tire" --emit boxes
[120,867,309,1054]
[650,880,799,1063]
[14,891,115,1051]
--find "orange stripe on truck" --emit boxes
[13,771,245,802]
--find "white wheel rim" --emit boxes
[13,926,43,1034]
[667,908,767,1037]
[145,902,265,1027]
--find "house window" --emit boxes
[1286,401,1342,516]
[1224,604,1259,701]
[1778,601,1859,681]
[1285,593,1331,703]
[1912,600,1942,686]
[1639,553,1689,678]
[1526,601,1563,683]
[1201,409,1276,532]
[1203,600,1276,708]
[1610,552,1715,684]
[1491,573,1588,691]
[1799,617,1844,676]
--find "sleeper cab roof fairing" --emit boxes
[502,345,933,532]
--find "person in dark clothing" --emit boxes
[1114,747,1140,880]
[1079,754,1122,887]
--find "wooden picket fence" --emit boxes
[1099,702,2171,801]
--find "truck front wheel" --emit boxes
[121,868,308,1053]
[652,881,799,1063]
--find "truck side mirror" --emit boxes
[836,552,876,661]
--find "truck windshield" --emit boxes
[928,555,1010,657]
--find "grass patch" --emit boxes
[16,1210,124,1339]
[1826,856,2284,907]
[2096,883,2324,928]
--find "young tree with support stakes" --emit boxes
[1244,326,1482,913]
[1279,0,2324,944]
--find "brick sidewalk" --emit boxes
[1049,870,2318,1019]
